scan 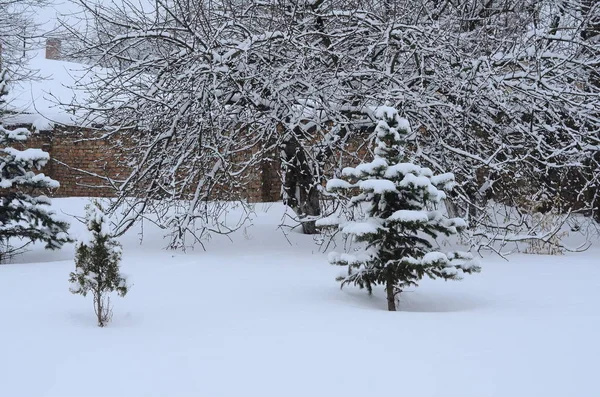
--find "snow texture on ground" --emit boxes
[0,198,599,397]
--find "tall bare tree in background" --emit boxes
[63,0,286,248]
[64,0,599,250]
[362,0,600,250]
[64,0,388,239]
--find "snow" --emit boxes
[399,173,432,189]
[315,215,340,227]
[442,266,459,276]
[449,217,468,228]
[431,172,456,189]
[384,162,421,178]
[396,173,448,202]
[84,203,112,238]
[344,158,388,177]
[358,179,397,194]
[389,209,429,223]
[1,126,30,141]
[0,198,599,397]
[397,118,411,132]
[327,251,373,265]
[422,252,449,265]
[2,147,49,163]
[341,219,382,236]
[31,173,60,188]
[0,145,60,188]
[5,49,99,130]
[374,105,398,120]
[325,179,352,191]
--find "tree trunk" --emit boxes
[385,280,396,311]
[281,133,321,234]
[581,1,600,223]
[445,199,461,219]
[95,292,105,327]
[297,184,320,234]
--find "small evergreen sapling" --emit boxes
[69,202,128,327]
[317,107,480,311]
[0,67,72,261]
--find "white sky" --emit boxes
[35,0,81,34]
[36,0,159,34]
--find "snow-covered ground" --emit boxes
[1,198,599,397]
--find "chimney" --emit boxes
[45,38,61,60]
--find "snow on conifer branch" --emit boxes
[69,201,127,327]
[0,67,72,261]
[317,107,480,311]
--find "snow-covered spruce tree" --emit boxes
[69,202,127,327]
[317,107,480,311]
[0,67,71,261]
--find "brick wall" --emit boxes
[9,125,375,204]
[14,125,283,203]
[22,126,127,198]
[246,156,282,203]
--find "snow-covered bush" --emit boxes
[317,107,480,311]
[0,67,72,261]
[69,201,128,327]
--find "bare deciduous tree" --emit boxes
[64,0,599,251]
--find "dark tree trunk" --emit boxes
[590,153,600,224]
[386,279,396,311]
[581,0,600,223]
[445,199,461,219]
[281,133,321,235]
[466,192,479,221]
[95,292,105,327]
[297,185,320,234]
